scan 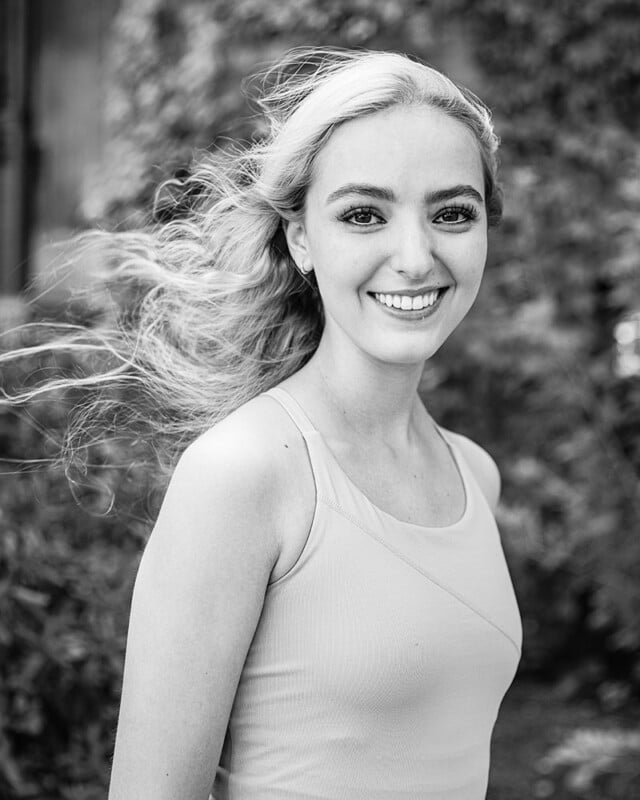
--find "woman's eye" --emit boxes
[434,206,478,225]
[341,208,384,226]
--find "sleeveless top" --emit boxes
[212,387,522,800]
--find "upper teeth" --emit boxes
[373,290,441,310]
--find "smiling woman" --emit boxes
[3,47,520,800]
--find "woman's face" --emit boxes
[285,105,488,367]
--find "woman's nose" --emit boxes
[392,217,436,280]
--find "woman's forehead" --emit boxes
[309,106,484,202]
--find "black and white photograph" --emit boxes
[1,1,639,798]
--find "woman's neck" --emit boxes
[294,336,428,446]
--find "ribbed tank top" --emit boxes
[212,387,522,800]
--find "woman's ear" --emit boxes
[283,219,313,274]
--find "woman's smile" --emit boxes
[369,287,449,315]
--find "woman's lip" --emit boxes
[368,286,449,297]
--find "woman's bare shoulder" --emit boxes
[191,394,300,459]
[191,392,314,502]
[192,393,306,482]
[181,392,316,578]
[441,428,501,512]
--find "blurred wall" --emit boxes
[0,0,29,297]
[0,0,120,306]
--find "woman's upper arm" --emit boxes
[108,424,282,800]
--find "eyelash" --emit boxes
[338,203,480,227]
[338,205,384,226]
[435,203,479,224]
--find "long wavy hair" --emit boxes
[2,47,502,492]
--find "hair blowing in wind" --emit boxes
[1,47,501,491]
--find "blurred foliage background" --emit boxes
[1,0,640,798]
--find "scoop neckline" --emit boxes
[310,426,471,533]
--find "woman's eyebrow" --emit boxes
[428,185,484,204]
[326,183,395,203]
[325,183,484,204]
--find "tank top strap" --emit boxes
[262,386,343,506]
[263,386,318,436]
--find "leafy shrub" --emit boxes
[0,342,150,798]
[537,727,640,798]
